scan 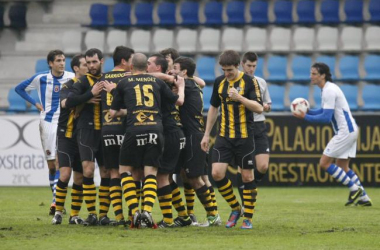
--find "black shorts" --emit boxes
[177,133,207,178]
[102,131,124,170]
[159,130,186,174]
[77,128,104,166]
[57,130,82,173]
[254,122,270,155]
[119,130,164,169]
[212,135,256,169]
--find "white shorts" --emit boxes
[323,130,358,159]
[39,120,58,160]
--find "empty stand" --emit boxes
[320,0,340,24]
[89,3,108,28]
[130,29,151,53]
[221,28,243,51]
[8,88,27,112]
[250,0,269,25]
[270,27,291,52]
[315,55,336,78]
[35,59,49,73]
[196,56,216,83]
[291,55,312,82]
[62,30,82,54]
[344,0,363,23]
[313,86,322,108]
[84,30,105,51]
[268,84,286,110]
[267,55,288,82]
[176,28,197,53]
[103,57,114,72]
[202,85,213,111]
[340,84,358,110]
[204,1,223,26]
[297,0,315,24]
[340,26,362,51]
[274,0,293,25]
[289,84,310,102]
[107,30,128,53]
[255,57,264,78]
[317,26,338,51]
[226,1,245,25]
[293,27,315,52]
[199,28,220,53]
[365,26,380,51]
[245,27,267,52]
[180,1,200,26]
[112,3,131,27]
[153,29,174,52]
[363,54,380,81]
[362,84,380,110]
[65,57,72,72]
[9,4,27,29]
[369,0,380,23]
[134,2,153,26]
[157,1,177,26]
[338,55,360,81]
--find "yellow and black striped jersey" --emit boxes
[58,77,77,138]
[210,72,263,138]
[69,73,102,130]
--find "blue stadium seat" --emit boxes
[289,84,310,103]
[65,57,72,72]
[363,54,380,81]
[196,56,216,83]
[226,1,245,25]
[35,59,49,73]
[313,85,322,108]
[255,57,264,79]
[9,4,27,29]
[158,1,177,26]
[103,57,114,72]
[369,0,380,23]
[180,1,200,26]
[204,1,223,26]
[135,2,154,26]
[268,84,286,110]
[362,84,380,110]
[267,55,288,82]
[28,89,40,112]
[340,84,358,110]
[8,88,27,112]
[113,3,131,27]
[320,0,340,24]
[202,85,213,111]
[315,55,336,78]
[297,0,316,24]
[291,55,312,82]
[338,55,360,81]
[344,0,363,23]
[89,3,108,28]
[250,0,269,25]
[274,0,293,25]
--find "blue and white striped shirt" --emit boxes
[15,70,75,123]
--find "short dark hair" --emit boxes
[242,52,258,63]
[47,50,64,69]
[150,53,168,73]
[160,48,179,61]
[70,54,85,72]
[113,46,134,66]
[85,48,103,60]
[312,62,333,82]
[132,53,147,71]
[219,50,240,67]
[174,57,196,77]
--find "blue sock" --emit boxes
[52,170,60,204]
[49,174,55,192]
[346,170,367,196]
[326,164,357,191]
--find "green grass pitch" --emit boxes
[0,187,379,250]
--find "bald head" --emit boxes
[132,53,147,72]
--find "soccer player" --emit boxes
[100,46,135,226]
[201,50,263,229]
[171,57,221,227]
[65,48,106,226]
[160,48,180,73]
[109,53,185,229]
[293,62,372,206]
[146,53,191,228]
[52,54,88,225]
[15,50,75,215]
[237,52,272,203]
